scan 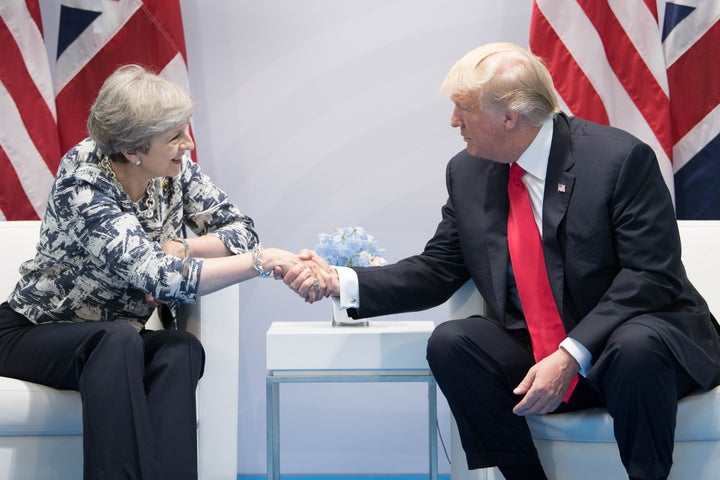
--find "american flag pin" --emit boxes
[558,183,566,193]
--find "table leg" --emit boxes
[428,376,438,480]
[266,378,280,480]
[266,373,436,480]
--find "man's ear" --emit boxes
[503,110,519,130]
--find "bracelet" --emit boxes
[172,237,190,258]
[252,243,273,278]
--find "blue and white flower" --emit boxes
[315,226,387,267]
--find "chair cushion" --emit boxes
[0,376,82,436]
[527,385,720,443]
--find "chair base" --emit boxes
[0,436,83,480]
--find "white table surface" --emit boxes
[266,320,435,372]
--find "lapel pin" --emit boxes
[557,183,566,193]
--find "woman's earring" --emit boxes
[134,158,141,166]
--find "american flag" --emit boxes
[0,0,60,220]
[1,0,190,221]
[530,0,720,219]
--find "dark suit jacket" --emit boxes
[353,113,720,389]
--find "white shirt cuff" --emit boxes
[560,337,592,376]
[335,266,360,310]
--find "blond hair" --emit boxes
[440,43,559,126]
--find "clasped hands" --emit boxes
[270,249,338,303]
[254,247,337,303]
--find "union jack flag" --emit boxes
[530,0,720,219]
[0,0,60,220]
[55,0,191,153]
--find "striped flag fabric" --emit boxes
[530,0,720,219]
[0,0,61,220]
[55,0,191,154]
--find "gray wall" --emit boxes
[40,0,533,474]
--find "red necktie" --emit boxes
[507,163,578,402]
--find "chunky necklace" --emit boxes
[100,156,158,219]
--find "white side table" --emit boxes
[266,320,438,480]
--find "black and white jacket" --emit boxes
[9,138,258,329]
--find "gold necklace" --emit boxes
[100,156,157,219]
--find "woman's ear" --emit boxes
[121,151,141,165]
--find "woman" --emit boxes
[0,65,320,479]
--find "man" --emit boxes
[285,43,720,480]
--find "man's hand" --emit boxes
[512,348,580,415]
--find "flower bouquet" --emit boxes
[315,226,387,326]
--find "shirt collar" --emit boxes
[515,117,554,181]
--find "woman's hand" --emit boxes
[144,293,165,308]
[161,238,187,258]
[259,247,302,272]
[197,245,330,299]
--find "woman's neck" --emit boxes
[108,161,151,202]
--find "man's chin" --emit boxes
[465,147,480,158]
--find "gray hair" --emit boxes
[87,64,194,158]
[440,43,559,127]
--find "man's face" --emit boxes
[449,93,509,162]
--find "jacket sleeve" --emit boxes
[353,160,471,318]
[180,158,259,254]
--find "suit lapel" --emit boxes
[543,114,575,319]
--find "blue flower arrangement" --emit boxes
[315,226,387,267]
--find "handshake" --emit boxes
[259,247,339,304]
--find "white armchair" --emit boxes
[449,220,720,480]
[0,220,239,480]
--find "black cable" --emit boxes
[437,418,451,465]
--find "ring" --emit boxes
[311,279,320,290]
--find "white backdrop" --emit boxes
[40,0,533,475]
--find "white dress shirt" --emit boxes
[336,117,592,375]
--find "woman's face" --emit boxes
[136,124,195,177]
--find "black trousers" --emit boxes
[0,303,205,480]
[426,315,699,480]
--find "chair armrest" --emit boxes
[178,285,240,480]
[449,280,486,318]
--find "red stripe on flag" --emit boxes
[0,16,61,172]
[142,0,187,63]
[529,3,610,125]
[577,0,673,159]
[25,0,43,33]
[0,146,39,221]
[667,19,720,143]
[644,0,658,22]
[56,5,184,152]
